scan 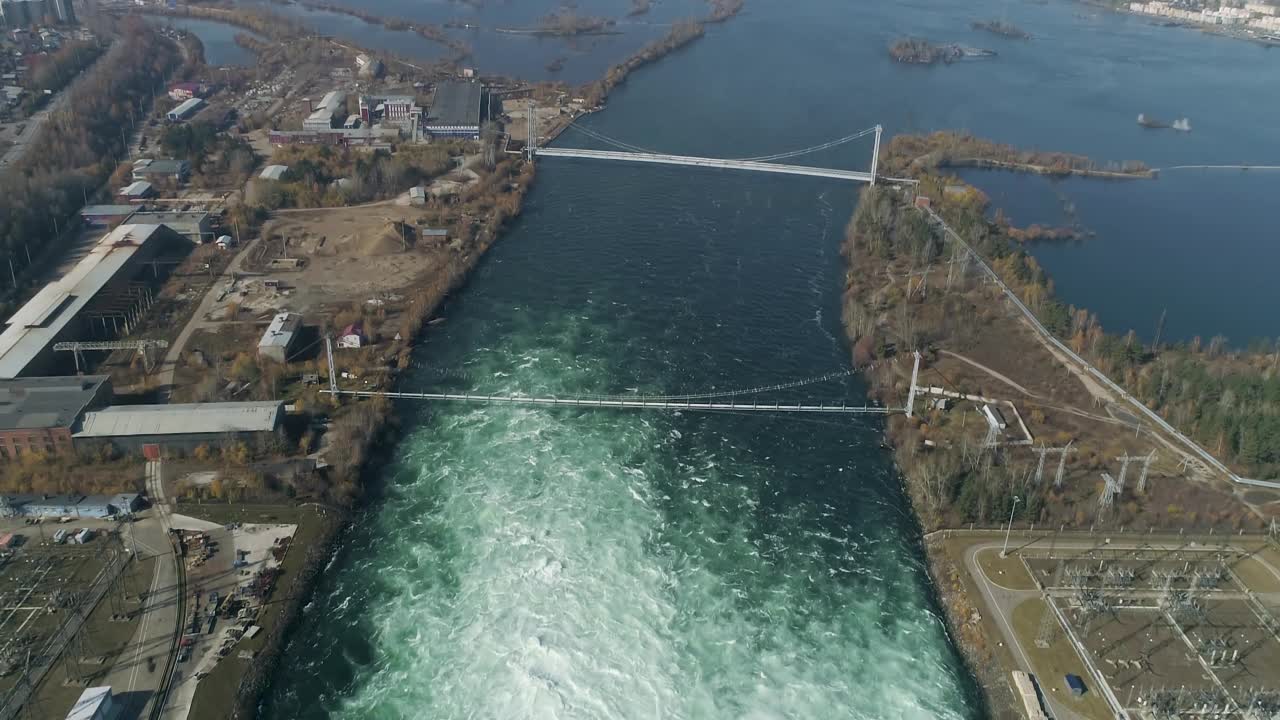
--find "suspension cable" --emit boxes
[560,122,878,164]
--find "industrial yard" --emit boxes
[946,532,1280,720]
[0,518,139,717]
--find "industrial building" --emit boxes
[132,158,190,184]
[425,81,483,139]
[268,126,397,148]
[303,90,346,131]
[118,180,154,200]
[0,375,110,459]
[166,97,204,122]
[80,204,137,227]
[258,312,301,363]
[359,94,417,123]
[0,0,49,27]
[73,401,284,453]
[0,224,182,378]
[0,493,141,519]
[127,210,214,242]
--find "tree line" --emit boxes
[0,19,181,317]
[913,172,1280,479]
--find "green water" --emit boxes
[262,152,983,716]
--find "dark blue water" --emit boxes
[148,17,265,66]
[245,0,704,83]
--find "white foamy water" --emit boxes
[267,377,978,719]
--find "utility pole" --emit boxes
[325,335,338,396]
[1152,308,1167,352]
[1001,495,1021,557]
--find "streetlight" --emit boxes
[1001,495,1021,557]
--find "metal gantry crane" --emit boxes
[53,339,169,374]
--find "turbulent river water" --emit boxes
[257,0,1280,715]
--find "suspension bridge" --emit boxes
[323,345,915,416]
[527,119,896,184]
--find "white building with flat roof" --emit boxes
[66,686,113,720]
[258,312,301,363]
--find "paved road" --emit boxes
[102,461,181,720]
[0,41,117,172]
[155,234,266,396]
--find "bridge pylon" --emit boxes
[870,125,882,185]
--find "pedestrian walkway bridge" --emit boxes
[529,122,895,184]
[323,364,908,416]
[329,389,896,414]
[534,147,878,183]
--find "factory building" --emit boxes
[73,401,284,454]
[1,493,141,519]
[126,211,214,243]
[79,204,137,228]
[166,97,204,122]
[257,312,301,363]
[0,375,110,459]
[303,90,347,132]
[0,224,183,378]
[359,94,416,122]
[425,81,483,139]
[132,158,190,185]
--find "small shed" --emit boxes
[409,186,426,206]
[1064,674,1086,697]
[259,165,289,181]
[982,404,1008,430]
[337,321,365,349]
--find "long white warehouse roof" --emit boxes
[74,401,283,437]
[0,224,166,379]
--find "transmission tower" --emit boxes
[1116,454,1148,494]
[1033,443,1077,486]
[1136,450,1157,493]
[1098,473,1120,515]
[325,335,338,394]
[905,264,932,299]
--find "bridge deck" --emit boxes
[535,147,876,183]
[330,389,895,414]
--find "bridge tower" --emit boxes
[525,105,537,161]
[870,125,883,185]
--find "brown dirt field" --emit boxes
[241,205,451,315]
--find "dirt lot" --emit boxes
[229,203,451,318]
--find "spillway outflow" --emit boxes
[265,350,978,720]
